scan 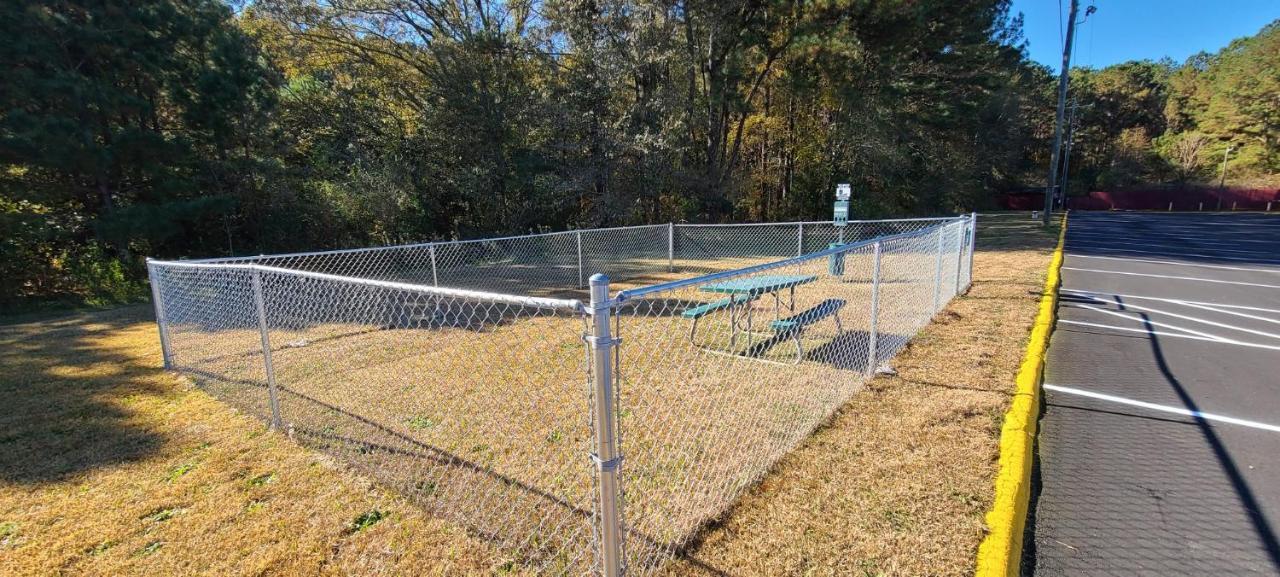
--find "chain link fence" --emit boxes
[148,215,975,576]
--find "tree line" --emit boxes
[1059,21,1280,194]
[2,0,1275,312]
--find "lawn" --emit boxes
[0,215,1058,576]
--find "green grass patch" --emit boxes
[405,415,436,430]
[348,509,387,533]
[165,462,196,482]
[142,507,185,523]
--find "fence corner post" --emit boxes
[587,274,624,576]
[667,222,675,273]
[670,222,680,275]
[953,220,966,297]
[146,259,173,369]
[577,230,586,289]
[966,212,977,293]
[250,267,284,430]
[797,222,804,256]
[866,242,882,377]
[932,227,945,311]
[429,243,439,287]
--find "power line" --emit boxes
[1058,0,1065,53]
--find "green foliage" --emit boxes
[1064,20,1280,191]
[5,1,1274,312]
[1,0,278,311]
[405,415,436,430]
[347,509,387,533]
[63,245,148,307]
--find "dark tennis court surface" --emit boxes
[1027,212,1280,576]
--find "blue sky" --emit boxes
[1010,0,1279,71]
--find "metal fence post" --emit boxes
[429,244,439,287]
[667,223,675,272]
[587,274,624,576]
[932,227,945,311]
[797,222,804,256]
[250,268,284,430]
[965,213,977,293]
[953,221,965,297]
[866,242,882,377]
[577,230,585,288]
[146,259,173,369]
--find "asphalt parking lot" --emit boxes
[1028,212,1280,576]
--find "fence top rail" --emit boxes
[437,223,670,248]
[181,224,675,265]
[174,218,960,265]
[148,259,585,312]
[615,217,965,303]
[674,217,957,228]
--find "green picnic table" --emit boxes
[695,274,818,349]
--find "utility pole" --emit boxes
[1059,98,1080,209]
[1219,144,1234,188]
[1044,1,1095,223]
[1044,0,1087,224]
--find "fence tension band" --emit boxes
[583,334,623,347]
[590,453,624,473]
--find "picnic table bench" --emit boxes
[681,293,759,341]
[770,298,847,362]
[680,273,824,353]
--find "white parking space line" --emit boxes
[1068,302,1228,342]
[1067,244,1280,264]
[1044,384,1280,433]
[1061,268,1280,289]
[1066,254,1280,273]
[1173,301,1280,327]
[1060,289,1280,315]
[1063,292,1280,341]
[1068,235,1280,254]
[1057,319,1280,352]
[1059,319,1234,345]
[1065,231,1280,246]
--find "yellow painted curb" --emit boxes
[973,214,1068,577]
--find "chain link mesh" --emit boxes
[610,220,970,573]
[148,216,972,575]
[672,219,953,274]
[151,262,599,574]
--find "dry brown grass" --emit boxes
[0,307,518,576]
[658,217,1061,576]
[0,217,1057,576]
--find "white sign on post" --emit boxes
[833,183,851,228]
